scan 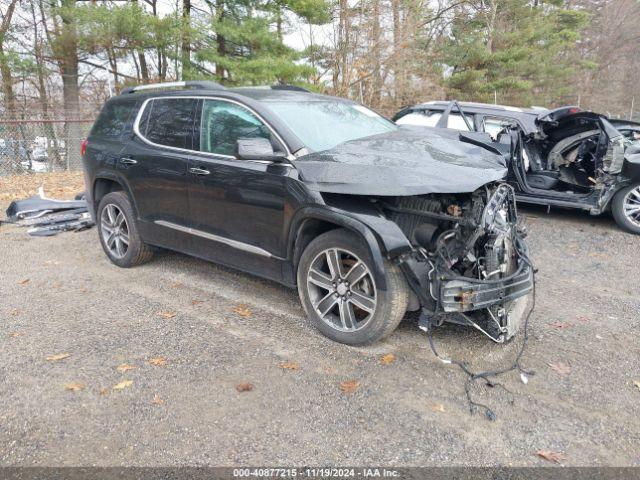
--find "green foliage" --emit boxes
[194,0,330,85]
[73,3,185,58]
[42,0,330,87]
[439,0,590,106]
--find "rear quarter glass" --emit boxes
[91,98,139,138]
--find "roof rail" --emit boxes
[120,80,225,95]
[270,85,310,93]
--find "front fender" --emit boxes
[289,206,388,290]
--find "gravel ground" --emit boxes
[1,202,639,467]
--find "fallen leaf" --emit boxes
[380,353,396,365]
[191,299,204,305]
[52,282,62,289]
[278,361,299,370]
[236,383,254,392]
[633,380,640,392]
[46,353,71,362]
[18,279,30,285]
[8,332,24,338]
[233,304,252,317]
[43,260,61,266]
[431,403,446,413]
[112,380,133,391]
[10,308,21,316]
[171,282,183,288]
[149,357,167,366]
[116,363,137,373]
[99,388,109,396]
[152,395,164,405]
[548,321,574,329]
[65,382,85,392]
[339,380,359,393]
[548,362,571,375]
[536,450,567,464]
[157,311,176,319]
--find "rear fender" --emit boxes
[91,171,140,220]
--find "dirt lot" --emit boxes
[1,177,639,467]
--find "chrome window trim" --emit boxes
[132,95,294,165]
[154,220,273,258]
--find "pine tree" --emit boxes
[440,0,589,107]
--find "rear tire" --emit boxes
[611,183,640,234]
[297,228,409,345]
[97,191,154,267]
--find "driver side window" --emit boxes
[200,100,273,156]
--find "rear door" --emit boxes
[119,96,198,249]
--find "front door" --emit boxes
[187,98,291,280]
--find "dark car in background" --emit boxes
[82,82,533,344]
[394,101,640,234]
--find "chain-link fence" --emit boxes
[0,120,94,176]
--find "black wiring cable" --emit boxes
[424,239,537,421]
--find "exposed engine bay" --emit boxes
[373,183,533,343]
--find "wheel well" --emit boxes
[93,178,124,214]
[292,219,343,273]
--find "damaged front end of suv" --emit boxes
[296,126,534,343]
[383,183,531,343]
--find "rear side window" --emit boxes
[199,99,273,156]
[92,100,137,138]
[139,98,198,149]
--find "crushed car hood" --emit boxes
[294,126,508,196]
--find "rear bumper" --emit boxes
[440,265,533,313]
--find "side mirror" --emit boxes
[236,138,287,162]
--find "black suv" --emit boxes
[82,81,533,344]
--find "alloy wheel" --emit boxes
[306,248,377,332]
[100,204,130,259]
[623,186,640,227]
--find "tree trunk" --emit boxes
[59,0,81,170]
[0,0,19,120]
[370,0,382,107]
[131,0,149,82]
[215,0,226,80]
[334,0,349,95]
[391,0,402,104]
[138,51,149,82]
[181,0,191,79]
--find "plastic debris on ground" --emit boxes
[2,187,94,237]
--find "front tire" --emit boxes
[297,229,409,345]
[611,183,640,234]
[97,191,154,267]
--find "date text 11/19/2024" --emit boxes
[232,468,400,478]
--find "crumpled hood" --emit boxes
[294,126,507,196]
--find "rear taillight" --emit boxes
[81,138,88,156]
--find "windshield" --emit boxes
[265,101,396,152]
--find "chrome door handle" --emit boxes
[119,157,137,165]
[189,167,210,176]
